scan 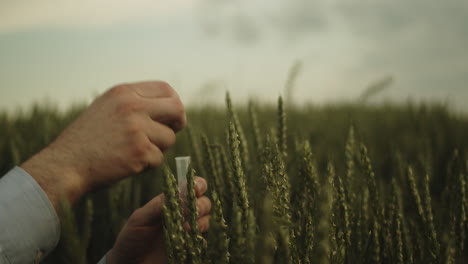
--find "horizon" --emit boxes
[1,0,467,113]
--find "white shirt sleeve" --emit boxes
[0,167,60,264]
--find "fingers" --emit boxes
[144,143,164,168]
[127,194,165,227]
[122,81,186,132]
[109,81,186,132]
[129,190,211,235]
[182,178,208,216]
[145,120,176,152]
[145,97,187,132]
[127,194,211,229]
[197,215,211,233]
[197,196,212,217]
[194,177,208,197]
[132,81,186,131]
[184,194,211,232]
[184,214,212,233]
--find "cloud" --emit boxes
[336,1,468,41]
[0,0,197,33]
[198,0,329,44]
[198,0,262,44]
[1,0,467,111]
[268,0,327,38]
[332,0,468,94]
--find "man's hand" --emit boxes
[21,81,186,209]
[107,177,211,264]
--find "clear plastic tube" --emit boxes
[175,156,191,199]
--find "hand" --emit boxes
[21,81,186,209]
[107,177,211,264]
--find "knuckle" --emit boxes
[163,130,177,149]
[172,97,185,116]
[124,118,143,135]
[108,84,130,97]
[155,154,164,166]
[129,161,146,174]
[116,100,141,117]
[132,139,151,158]
[127,137,151,170]
[171,98,186,129]
[151,150,164,167]
[156,81,175,96]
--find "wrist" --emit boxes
[20,145,89,210]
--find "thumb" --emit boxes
[128,194,165,226]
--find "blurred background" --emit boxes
[1,0,467,112]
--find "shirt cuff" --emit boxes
[0,166,60,264]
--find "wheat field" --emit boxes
[1,96,467,264]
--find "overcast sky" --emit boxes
[1,0,467,112]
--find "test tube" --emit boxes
[175,156,191,199]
